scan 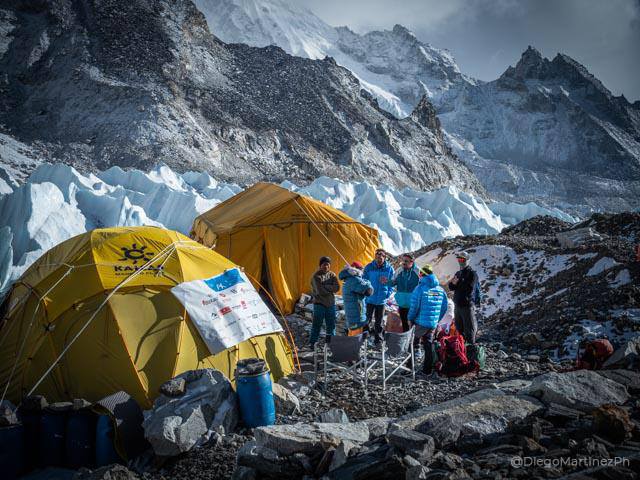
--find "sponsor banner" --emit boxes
[171,268,282,354]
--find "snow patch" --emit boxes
[587,257,619,276]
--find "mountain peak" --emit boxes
[511,46,548,78]
[391,24,417,39]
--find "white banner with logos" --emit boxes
[171,268,283,355]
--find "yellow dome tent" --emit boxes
[191,183,380,314]
[0,227,294,407]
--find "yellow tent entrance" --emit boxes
[191,183,380,314]
[0,227,294,408]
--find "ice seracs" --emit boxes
[0,163,574,294]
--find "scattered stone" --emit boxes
[603,338,640,369]
[496,350,509,360]
[143,369,238,456]
[592,404,634,443]
[160,377,186,397]
[230,466,256,480]
[73,464,139,480]
[387,429,435,463]
[278,375,313,399]
[523,370,629,412]
[522,332,543,347]
[236,441,305,478]
[329,440,357,471]
[272,383,301,415]
[595,369,640,394]
[317,408,349,424]
[359,417,394,439]
[253,422,369,456]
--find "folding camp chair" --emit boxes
[313,334,372,394]
[375,326,415,391]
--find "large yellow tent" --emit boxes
[0,227,294,408]
[191,183,380,314]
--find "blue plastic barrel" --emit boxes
[20,410,40,471]
[39,409,67,467]
[0,425,24,479]
[236,370,276,428]
[95,415,121,467]
[65,410,96,468]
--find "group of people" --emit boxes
[309,248,481,374]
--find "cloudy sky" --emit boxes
[299,0,640,102]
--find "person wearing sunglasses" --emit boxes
[363,248,394,345]
[447,251,480,344]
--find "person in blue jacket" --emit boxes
[408,265,448,374]
[392,253,420,332]
[338,262,374,331]
[363,249,395,344]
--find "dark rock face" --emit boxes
[0,0,483,194]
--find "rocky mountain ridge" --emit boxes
[0,0,482,194]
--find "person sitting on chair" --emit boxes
[408,265,448,375]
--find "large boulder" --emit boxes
[603,338,640,369]
[358,417,394,439]
[393,389,543,447]
[596,369,640,393]
[253,422,369,456]
[236,441,308,479]
[142,369,238,456]
[523,370,629,412]
[324,444,406,480]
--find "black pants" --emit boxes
[454,305,477,344]
[398,307,410,332]
[415,325,436,373]
[366,303,385,341]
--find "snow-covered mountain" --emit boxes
[195,0,475,117]
[0,163,574,293]
[0,0,480,194]
[197,0,640,213]
[440,47,640,213]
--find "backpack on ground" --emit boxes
[576,338,613,370]
[436,334,478,377]
[466,343,486,370]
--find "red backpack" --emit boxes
[436,334,478,377]
[576,339,614,370]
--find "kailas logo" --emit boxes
[113,243,163,274]
[119,243,155,265]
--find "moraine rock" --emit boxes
[272,383,301,415]
[253,422,369,456]
[387,428,435,463]
[392,389,543,447]
[142,369,238,456]
[603,338,640,370]
[316,408,349,424]
[523,370,629,412]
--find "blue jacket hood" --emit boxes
[339,266,361,281]
[419,273,440,289]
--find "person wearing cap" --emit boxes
[309,256,340,348]
[408,264,448,374]
[448,251,480,344]
[391,253,420,332]
[363,248,395,344]
[339,261,374,331]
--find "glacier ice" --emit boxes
[0,163,575,294]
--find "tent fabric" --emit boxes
[191,183,380,314]
[0,226,294,408]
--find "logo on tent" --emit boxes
[119,243,155,265]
